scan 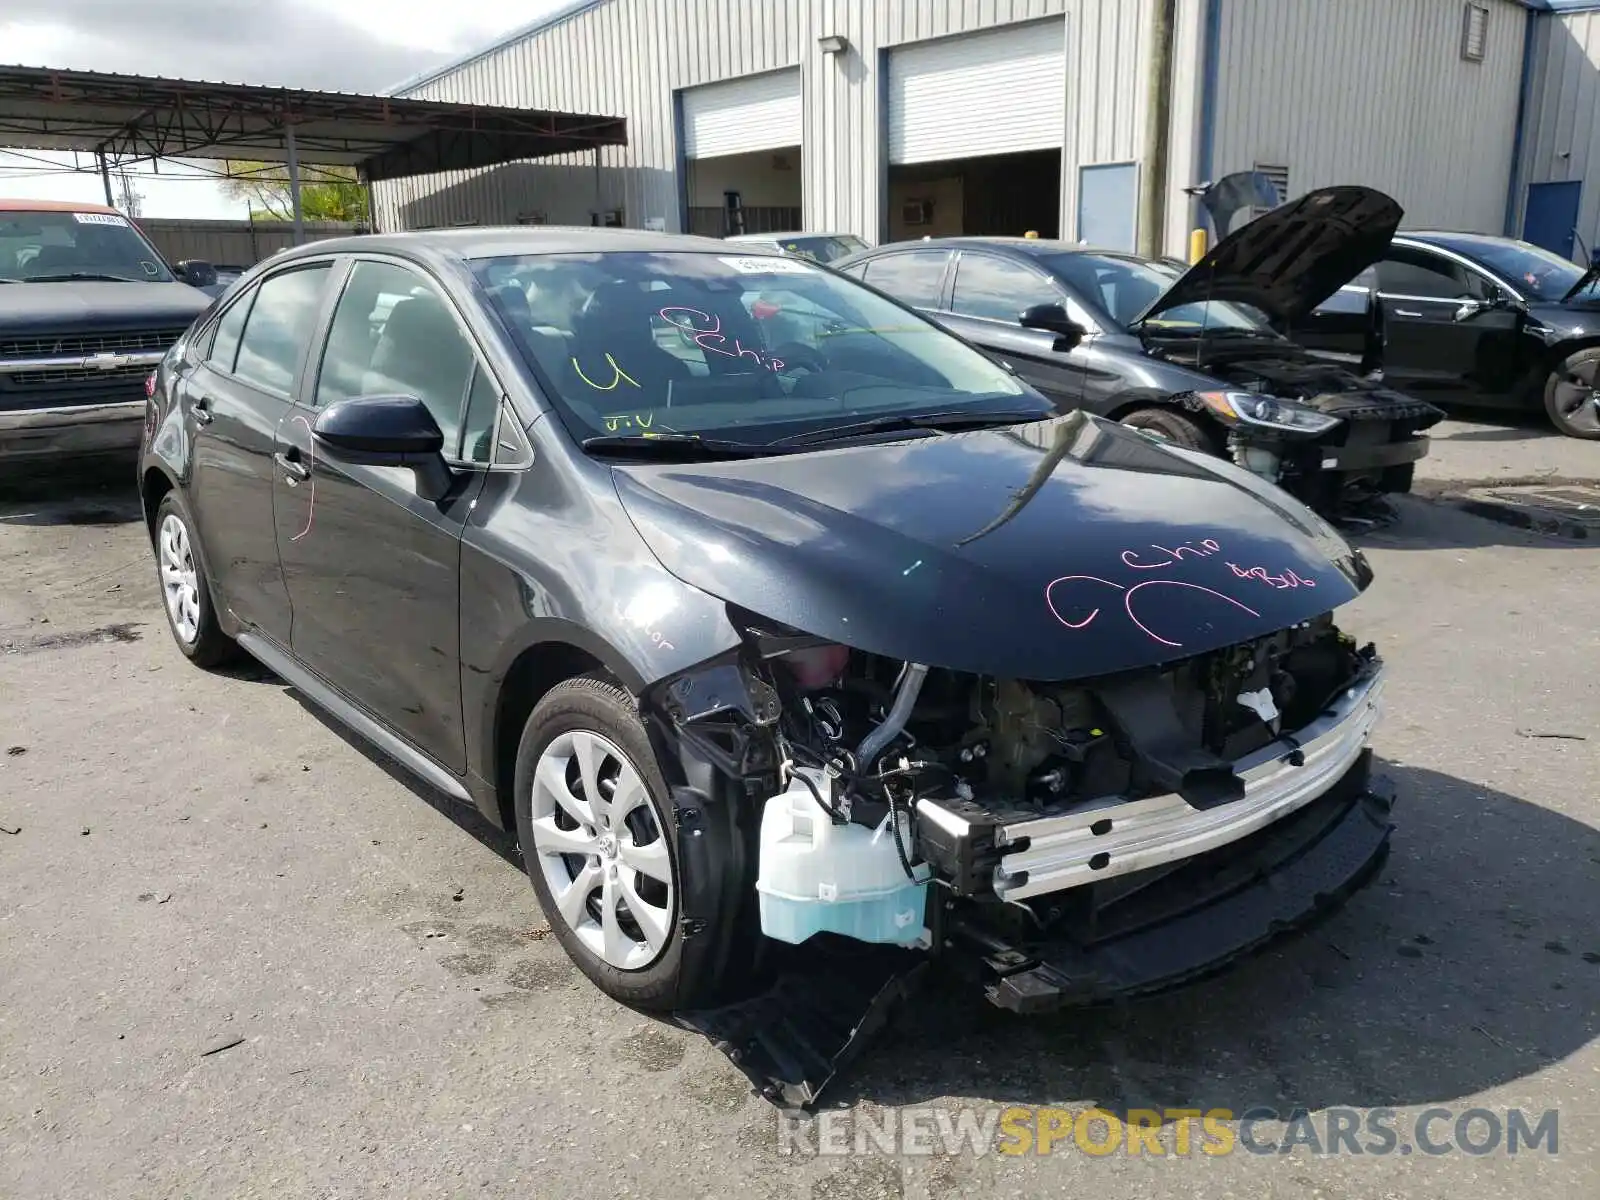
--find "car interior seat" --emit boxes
[20,245,82,278]
[361,296,473,433]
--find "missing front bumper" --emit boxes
[917,665,1385,904]
[955,752,1394,1013]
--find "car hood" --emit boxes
[610,412,1369,682]
[1560,258,1600,305]
[1134,185,1403,328]
[0,280,211,335]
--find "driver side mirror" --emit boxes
[175,259,217,288]
[1019,303,1087,350]
[1453,292,1520,323]
[313,395,456,502]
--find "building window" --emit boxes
[1462,2,1489,62]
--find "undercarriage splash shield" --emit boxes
[674,942,929,1109]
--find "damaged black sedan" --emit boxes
[835,185,1444,521]
[140,229,1394,1101]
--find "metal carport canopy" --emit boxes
[0,63,628,236]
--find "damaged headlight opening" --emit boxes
[1196,390,1344,436]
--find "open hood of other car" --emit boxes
[1133,185,1403,328]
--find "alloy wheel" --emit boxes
[528,729,675,970]
[158,513,201,645]
[1549,357,1600,437]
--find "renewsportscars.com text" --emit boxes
[776,1105,1560,1159]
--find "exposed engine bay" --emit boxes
[653,613,1392,1105]
[657,611,1381,929]
[1146,336,1445,524]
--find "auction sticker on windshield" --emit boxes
[718,255,815,275]
[72,212,130,226]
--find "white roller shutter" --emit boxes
[888,21,1066,165]
[682,69,802,160]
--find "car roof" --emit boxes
[266,224,745,266]
[728,232,855,241]
[0,198,123,214]
[850,236,1135,260]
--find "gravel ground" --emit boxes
[1,421,1596,1199]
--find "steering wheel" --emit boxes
[768,342,828,376]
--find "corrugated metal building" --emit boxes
[375,0,1543,257]
[1514,1,1600,261]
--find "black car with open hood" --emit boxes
[141,228,1398,1106]
[835,183,1444,524]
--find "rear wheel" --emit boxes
[152,493,237,668]
[1119,405,1214,452]
[513,677,699,1010]
[1544,348,1600,440]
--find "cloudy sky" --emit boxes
[0,0,568,217]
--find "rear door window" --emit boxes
[861,250,951,309]
[231,264,334,395]
[206,292,254,373]
[1377,250,1473,300]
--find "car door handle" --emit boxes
[274,451,310,484]
[192,396,214,425]
[1394,309,1425,318]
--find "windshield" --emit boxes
[0,209,173,283]
[473,250,1041,445]
[1434,237,1590,302]
[1043,252,1276,333]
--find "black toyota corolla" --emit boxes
[139,228,1394,1099]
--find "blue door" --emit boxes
[1523,181,1582,259]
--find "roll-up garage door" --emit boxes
[888,21,1066,165]
[681,68,802,159]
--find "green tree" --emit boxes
[220,160,369,224]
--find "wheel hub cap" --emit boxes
[527,729,675,971]
[157,512,201,645]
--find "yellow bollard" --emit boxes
[1188,227,1208,263]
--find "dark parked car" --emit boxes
[0,200,212,463]
[1294,232,1600,439]
[140,228,1393,1100]
[834,186,1445,518]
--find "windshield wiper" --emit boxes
[23,271,146,283]
[580,432,772,459]
[767,408,1047,448]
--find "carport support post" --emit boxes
[1137,0,1177,258]
[96,150,114,208]
[285,122,305,245]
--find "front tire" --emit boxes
[1119,405,1214,452]
[1544,348,1600,440]
[513,677,694,1010]
[152,493,237,668]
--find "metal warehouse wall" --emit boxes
[1516,9,1600,259]
[1209,0,1527,234]
[376,0,1173,247]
